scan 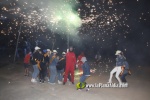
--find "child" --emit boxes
[23,51,31,76]
[77,57,90,91]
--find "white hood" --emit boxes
[81,57,87,63]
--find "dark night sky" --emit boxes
[0,0,150,65]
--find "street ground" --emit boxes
[0,58,150,100]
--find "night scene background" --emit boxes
[0,0,150,66]
[0,0,150,100]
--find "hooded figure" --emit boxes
[63,46,76,85]
[81,57,90,77]
[77,57,91,91]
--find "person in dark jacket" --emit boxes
[56,52,66,84]
[120,61,131,83]
[108,50,126,84]
[31,46,41,83]
[39,49,50,83]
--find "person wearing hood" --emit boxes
[108,50,126,84]
[80,57,90,82]
[63,46,76,85]
[77,57,91,91]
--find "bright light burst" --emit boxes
[0,0,149,50]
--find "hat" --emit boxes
[62,52,66,55]
[53,50,57,53]
[81,57,87,63]
[47,49,50,52]
[115,50,122,55]
[35,46,41,50]
[43,49,47,53]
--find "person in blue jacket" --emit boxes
[80,57,90,83]
[77,57,90,91]
[120,61,131,83]
[49,50,59,84]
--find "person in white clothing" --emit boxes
[108,50,126,84]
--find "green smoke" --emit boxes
[46,0,81,36]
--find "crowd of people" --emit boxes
[23,46,131,90]
[23,46,88,85]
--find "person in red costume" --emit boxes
[76,52,84,76]
[24,51,31,76]
[63,46,76,85]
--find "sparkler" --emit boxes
[0,0,149,52]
